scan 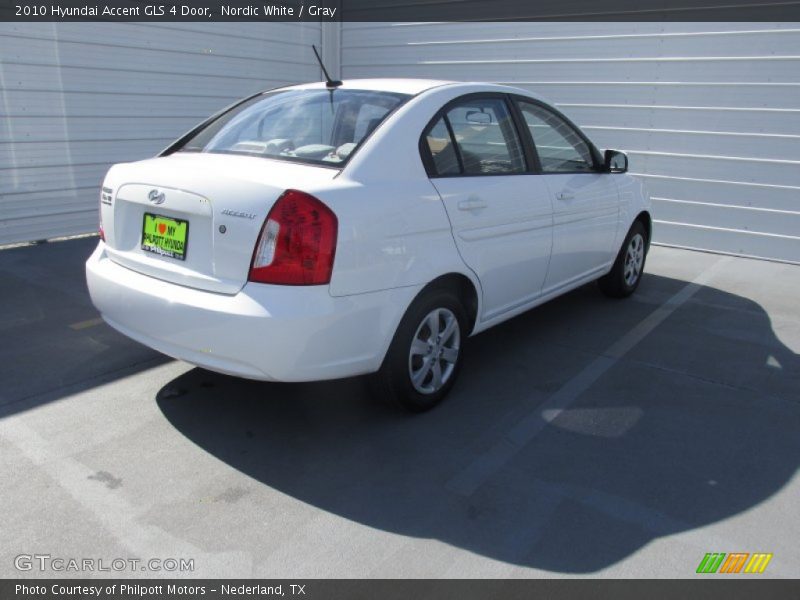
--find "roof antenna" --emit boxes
[312,45,342,89]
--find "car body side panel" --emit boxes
[469,172,650,335]
[540,172,621,295]
[430,175,554,322]
[616,173,652,245]
[322,178,480,305]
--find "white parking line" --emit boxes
[446,257,730,497]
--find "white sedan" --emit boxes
[86,78,651,411]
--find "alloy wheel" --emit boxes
[408,307,461,394]
[624,233,645,287]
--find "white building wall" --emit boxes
[343,22,800,263]
[3,21,799,263]
[0,22,322,244]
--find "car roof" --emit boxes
[278,78,535,98]
[281,78,454,95]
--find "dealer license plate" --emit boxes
[141,213,188,261]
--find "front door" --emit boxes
[515,100,620,294]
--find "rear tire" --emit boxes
[599,221,648,298]
[372,288,467,412]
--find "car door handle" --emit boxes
[458,199,487,211]
[557,191,575,201]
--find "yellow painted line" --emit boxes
[69,317,104,331]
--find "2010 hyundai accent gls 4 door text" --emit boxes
[86,79,651,412]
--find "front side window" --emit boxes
[176,89,409,167]
[517,101,595,173]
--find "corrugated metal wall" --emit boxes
[0,22,322,244]
[3,21,799,263]
[343,22,800,264]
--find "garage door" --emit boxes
[343,22,800,264]
[0,22,323,245]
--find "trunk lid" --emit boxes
[100,153,338,294]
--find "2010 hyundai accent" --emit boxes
[86,78,651,411]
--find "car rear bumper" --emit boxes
[86,243,419,382]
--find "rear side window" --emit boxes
[517,101,595,173]
[176,89,409,167]
[445,98,526,175]
[425,117,461,176]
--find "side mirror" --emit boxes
[604,149,628,173]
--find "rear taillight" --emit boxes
[99,186,112,242]
[99,188,105,241]
[248,190,338,285]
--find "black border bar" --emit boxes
[3,0,800,21]
[3,579,800,600]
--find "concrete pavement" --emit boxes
[1,237,798,578]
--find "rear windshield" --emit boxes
[176,89,410,167]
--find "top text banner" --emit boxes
[2,0,800,21]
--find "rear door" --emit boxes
[514,99,620,293]
[423,94,554,322]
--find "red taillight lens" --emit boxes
[248,190,338,285]
[99,188,105,241]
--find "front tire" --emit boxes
[599,221,648,298]
[373,288,467,412]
